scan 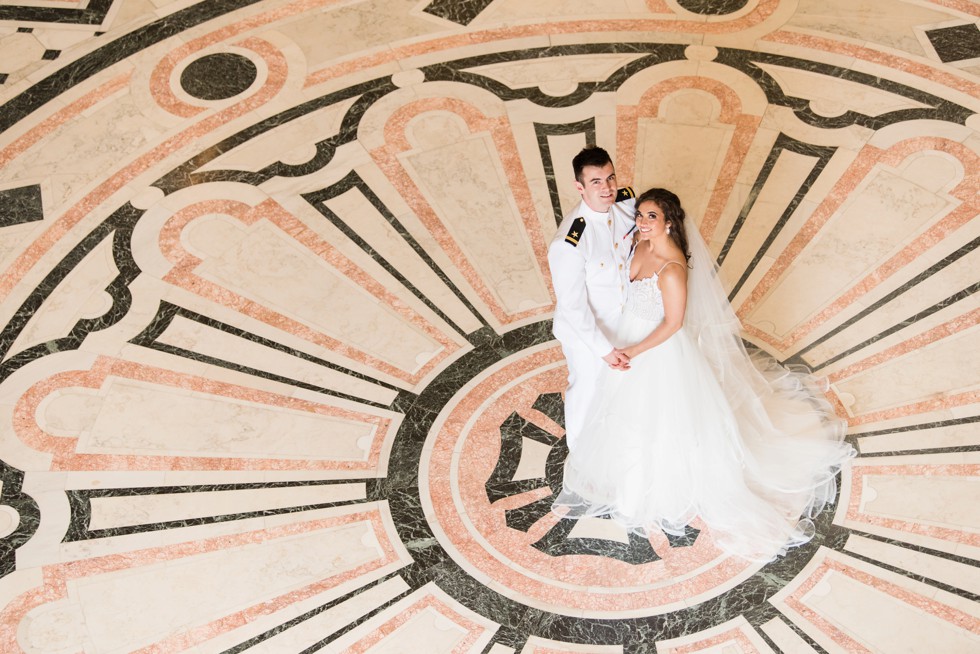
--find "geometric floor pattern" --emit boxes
[0,1,978,652]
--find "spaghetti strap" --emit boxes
[656,260,684,275]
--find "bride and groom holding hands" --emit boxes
[547,146,854,562]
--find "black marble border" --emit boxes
[0,0,267,133]
[785,235,980,370]
[0,461,40,578]
[63,479,379,542]
[0,35,976,650]
[533,119,598,229]
[373,319,849,651]
[129,301,399,409]
[303,171,486,338]
[719,134,836,300]
[0,0,117,25]
[422,0,496,26]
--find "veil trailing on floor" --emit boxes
[553,221,855,562]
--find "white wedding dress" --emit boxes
[554,260,855,562]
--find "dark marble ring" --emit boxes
[179,52,258,101]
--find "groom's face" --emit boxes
[574,162,617,213]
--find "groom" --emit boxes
[548,146,636,451]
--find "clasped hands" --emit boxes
[602,348,631,371]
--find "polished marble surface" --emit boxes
[0,1,978,652]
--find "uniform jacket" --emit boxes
[548,188,636,357]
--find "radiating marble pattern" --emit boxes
[0,0,977,652]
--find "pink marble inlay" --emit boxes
[304,1,783,88]
[0,510,401,654]
[425,345,759,615]
[783,555,980,653]
[339,592,487,654]
[764,30,980,102]
[829,307,980,384]
[844,462,980,547]
[13,355,392,471]
[371,96,554,324]
[740,137,979,352]
[668,626,760,654]
[158,196,457,385]
[0,35,287,306]
[618,76,760,243]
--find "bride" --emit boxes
[552,188,855,562]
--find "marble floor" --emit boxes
[0,1,978,652]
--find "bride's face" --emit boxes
[635,200,669,241]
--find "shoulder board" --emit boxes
[615,186,635,202]
[564,217,586,246]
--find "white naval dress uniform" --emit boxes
[548,188,636,450]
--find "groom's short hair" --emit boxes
[572,146,613,183]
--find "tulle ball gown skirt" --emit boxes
[553,311,855,562]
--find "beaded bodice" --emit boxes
[624,275,665,322]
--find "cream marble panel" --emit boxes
[759,617,819,654]
[476,0,640,23]
[322,185,484,333]
[154,314,399,406]
[860,474,979,531]
[466,53,648,94]
[801,566,980,653]
[329,583,497,653]
[521,637,623,653]
[709,125,779,257]
[0,220,44,283]
[754,62,933,117]
[748,158,956,337]
[634,91,735,226]
[857,422,980,454]
[44,378,376,460]
[187,217,443,373]
[804,235,980,367]
[4,235,117,361]
[367,605,470,653]
[567,516,630,544]
[656,616,774,654]
[20,521,384,653]
[844,534,980,595]
[0,32,45,79]
[1,91,167,215]
[197,97,359,173]
[512,437,551,482]
[549,131,597,219]
[276,0,441,70]
[116,267,403,396]
[785,0,958,56]
[404,129,551,315]
[508,121,570,245]
[718,148,822,287]
[88,483,367,530]
[33,504,387,569]
[834,327,980,416]
[237,576,412,653]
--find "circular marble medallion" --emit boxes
[419,341,767,618]
[179,52,258,101]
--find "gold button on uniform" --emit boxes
[614,242,619,249]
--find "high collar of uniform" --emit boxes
[580,201,610,219]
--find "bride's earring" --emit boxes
[666,223,672,236]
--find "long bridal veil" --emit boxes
[553,222,855,561]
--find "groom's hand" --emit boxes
[603,349,631,370]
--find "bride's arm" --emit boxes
[621,267,687,359]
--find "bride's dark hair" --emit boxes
[634,188,691,262]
